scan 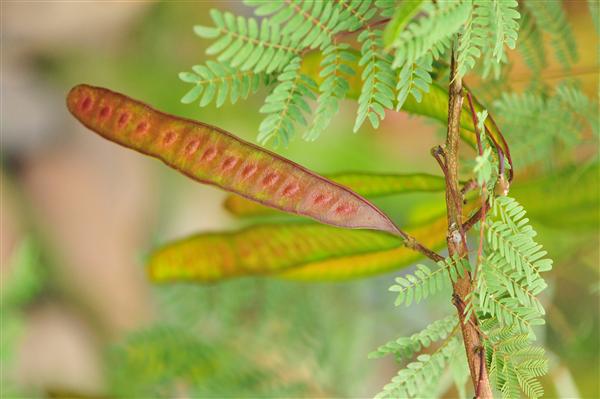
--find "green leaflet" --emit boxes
[194,9,302,74]
[474,196,551,337]
[369,314,458,360]
[306,43,356,141]
[179,61,270,108]
[390,0,470,69]
[389,256,469,307]
[383,0,425,47]
[481,318,548,399]
[493,83,596,170]
[224,172,446,217]
[354,28,396,131]
[376,335,461,399]
[523,0,577,69]
[258,57,317,145]
[148,215,448,283]
[396,54,433,111]
[517,9,546,76]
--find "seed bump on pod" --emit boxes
[222,157,238,171]
[99,105,111,119]
[262,172,279,187]
[282,183,300,197]
[241,164,258,179]
[201,147,217,162]
[162,131,178,146]
[185,139,201,156]
[117,112,130,128]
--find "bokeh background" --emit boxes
[1,1,598,398]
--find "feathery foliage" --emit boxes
[369,315,457,361]
[180,0,538,143]
[258,58,317,145]
[456,1,486,78]
[493,82,598,169]
[523,0,577,68]
[516,8,546,76]
[396,53,433,110]
[487,0,520,62]
[194,10,301,74]
[389,256,469,306]
[179,61,270,107]
[354,28,395,131]
[456,0,519,78]
[306,43,355,141]
[464,196,551,396]
[481,318,548,399]
[390,1,470,69]
[375,334,461,399]
[243,0,363,50]
[462,0,520,79]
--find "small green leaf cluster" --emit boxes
[179,61,269,107]
[377,195,552,399]
[522,1,577,69]
[369,315,457,361]
[472,197,552,330]
[183,0,383,144]
[307,44,356,141]
[481,318,548,399]
[494,82,599,169]
[257,58,317,146]
[457,0,520,78]
[376,334,462,399]
[465,196,552,398]
[396,53,432,111]
[178,0,579,148]
[354,28,395,131]
[389,255,470,306]
[387,0,468,109]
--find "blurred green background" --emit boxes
[1,1,598,398]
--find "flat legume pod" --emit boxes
[66,84,401,234]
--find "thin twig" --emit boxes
[462,83,514,183]
[466,92,488,284]
[395,230,445,262]
[460,179,478,197]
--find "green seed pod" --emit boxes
[66,84,400,234]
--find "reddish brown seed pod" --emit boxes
[66,84,401,234]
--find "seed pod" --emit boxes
[66,84,400,234]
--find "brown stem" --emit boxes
[442,49,493,399]
[460,179,478,197]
